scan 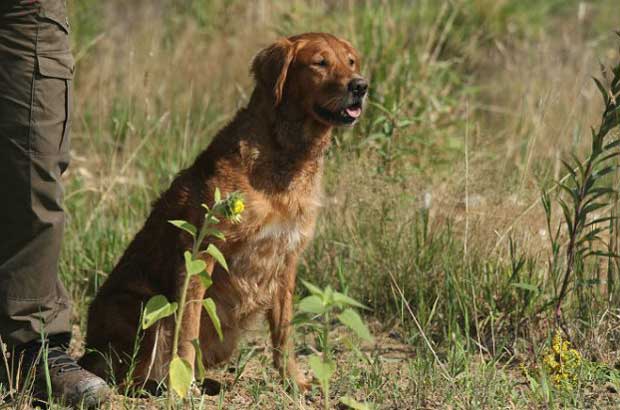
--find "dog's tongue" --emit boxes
[345,106,362,118]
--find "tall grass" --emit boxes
[29,0,620,407]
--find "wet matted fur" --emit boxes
[80,32,368,391]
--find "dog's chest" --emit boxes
[225,202,317,317]
[231,217,308,280]
[253,217,305,250]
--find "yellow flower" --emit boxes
[542,331,582,389]
[543,353,558,370]
[220,192,244,222]
[232,198,244,215]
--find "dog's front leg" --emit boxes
[267,257,311,390]
[177,258,214,377]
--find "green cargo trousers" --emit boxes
[0,0,74,348]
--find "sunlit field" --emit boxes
[5,0,620,408]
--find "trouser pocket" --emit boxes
[32,0,74,154]
[39,0,71,35]
[32,52,74,156]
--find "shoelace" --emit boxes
[45,347,82,373]
[20,344,82,373]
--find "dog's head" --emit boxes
[252,32,368,127]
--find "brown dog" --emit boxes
[80,32,368,391]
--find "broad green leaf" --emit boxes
[168,220,197,238]
[298,295,325,315]
[142,295,177,329]
[324,286,334,304]
[169,356,193,398]
[206,214,220,224]
[191,339,207,382]
[309,355,335,392]
[337,308,373,342]
[197,270,213,289]
[301,280,324,297]
[340,396,373,410]
[214,187,221,203]
[204,227,226,241]
[184,251,207,276]
[205,244,228,272]
[332,291,370,310]
[511,283,538,293]
[202,298,223,341]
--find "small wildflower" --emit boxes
[215,192,245,223]
[542,331,582,389]
[518,362,529,378]
[231,198,244,215]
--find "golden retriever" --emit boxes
[80,32,368,392]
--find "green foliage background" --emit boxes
[53,0,620,407]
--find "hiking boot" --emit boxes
[16,337,112,409]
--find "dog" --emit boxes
[80,32,368,392]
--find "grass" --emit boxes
[2,0,620,408]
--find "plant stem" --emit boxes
[323,310,330,361]
[168,215,214,409]
[323,310,330,410]
[556,159,593,326]
[167,262,192,409]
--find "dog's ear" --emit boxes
[251,39,295,106]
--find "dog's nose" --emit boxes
[348,78,368,97]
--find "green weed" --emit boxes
[296,281,374,410]
[141,190,243,405]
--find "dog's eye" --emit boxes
[314,58,328,67]
[349,58,355,67]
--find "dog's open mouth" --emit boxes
[314,102,363,125]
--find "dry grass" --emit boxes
[3,0,620,408]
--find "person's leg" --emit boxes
[0,1,110,407]
[0,0,72,350]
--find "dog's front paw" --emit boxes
[294,374,313,392]
[286,363,312,392]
